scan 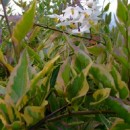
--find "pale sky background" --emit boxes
[1,0,119,14]
[0,0,130,26]
[1,0,130,14]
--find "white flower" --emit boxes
[47,14,60,18]
[72,24,90,34]
[62,6,80,20]
[47,0,101,35]
[81,0,101,9]
[76,14,85,23]
[56,21,71,27]
[86,0,94,8]
[80,9,92,19]
[80,0,93,9]
[47,14,65,22]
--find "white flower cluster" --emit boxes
[47,0,101,34]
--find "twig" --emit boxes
[34,23,104,44]
[1,0,12,36]
[28,103,70,130]
[1,1,19,62]
[47,110,116,122]
[29,104,115,130]
[0,13,104,45]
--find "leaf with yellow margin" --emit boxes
[12,0,36,45]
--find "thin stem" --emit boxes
[1,1,18,62]
[1,0,12,37]
[29,109,115,129]
[47,110,116,122]
[34,23,104,44]
[28,103,70,130]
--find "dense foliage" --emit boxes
[0,0,130,129]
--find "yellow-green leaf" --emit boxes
[31,55,60,88]
[117,0,128,24]
[5,50,30,108]
[90,64,117,94]
[87,44,105,56]
[0,99,8,125]
[74,50,92,73]
[23,102,47,126]
[66,72,89,103]
[107,97,130,124]
[12,0,36,44]
[22,43,43,68]
[91,88,111,105]
[71,62,92,102]
[71,77,89,102]
[55,59,71,96]
[111,67,129,99]
[8,121,25,130]
[0,49,13,72]
[110,118,130,130]
[29,26,41,42]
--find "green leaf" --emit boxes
[48,93,59,111]
[67,73,84,100]
[122,0,128,6]
[10,121,25,130]
[103,34,112,52]
[3,121,25,130]
[24,44,43,68]
[62,61,71,86]
[23,101,47,126]
[0,99,22,128]
[55,59,71,96]
[121,66,129,82]
[113,53,130,69]
[87,44,105,56]
[74,50,92,73]
[68,121,84,126]
[12,0,36,44]
[66,72,89,103]
[0,99,9,125]
[0,120,3,129]
[70,61,92,102]
[116,0,128,24]
[71,76,89,103]
[29,26,41,42]
[115,18,126,38]
[5,50,30,108]
[103,25,110,33]
[50,65,60,88]
[0,49,13,72]
[103,2,110,12]
[98,114,111,129]
[111,67,129,99]
[91,88,111,105]
[110,118,130,130]
[31,55,60,88]
[96,52,106,64]
[105,12,111,25]
[89,64,117,94]
[107,97,130,124]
